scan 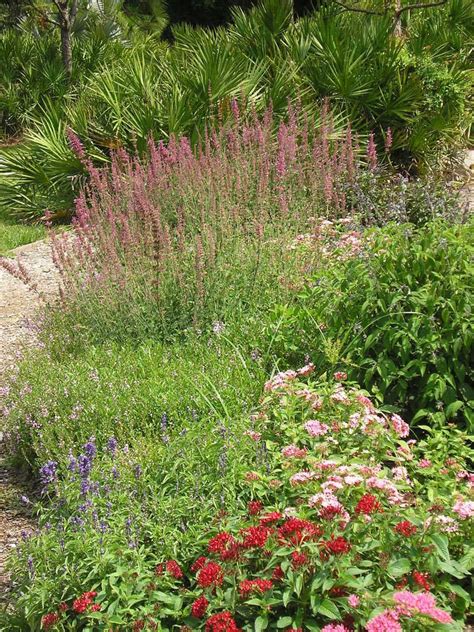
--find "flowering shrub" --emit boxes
[267,219,473,429]
[30,102,461,351]
[20,367,472,630]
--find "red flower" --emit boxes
[90,603,101,612]
[72,591,97,614]
[191,556,209,573]
[191,595,209,618]
[329,586,348,597]
[278,518,321,544]
[291,551,309,568]
[205,611,240,632]
[197,562,224,588]
[272,565,284,580]
[239,578,273,598]
[325,536,351,555]
[240,526,270,549]
[166,560,183,579]
[155,563,164,575]
[396,577,408,589]
[259,512,283,525]
[413,570,431,591]
[394,521,417,537]
[355,494,381,515]
[58,603,68,612]
[208,532,240,560]
[41,613,60,629]
[133,621,145,631]
[248,500,263,515]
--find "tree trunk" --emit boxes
[59,16,73,77]
[393,0,403,37]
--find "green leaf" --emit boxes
[317,599,341,620]
[255,616,269,631]
[277,617,293,628]
[430,534,450,562]
[387,558,411,578]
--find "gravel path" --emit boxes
[0,239,58,602]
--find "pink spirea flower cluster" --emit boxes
[281,444,308,458]
[304,419,330,436]
[391,414,410,438]
[393,591,453,624]
[453,499,474,519]
[366,609,402,632]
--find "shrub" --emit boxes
[1,0,472,219]
[7,369,473,629]
[26,105,460,352]
[266,219,473,428]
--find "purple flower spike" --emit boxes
[39,460,58,487]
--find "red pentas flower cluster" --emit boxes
[191,556,209,572]
[73,591,98,614]
[208,532,240,560]
[41,613,60,629]
[355,493,382,515]
[291,551,309,568]
[395,520,417,537]
[413,570,431,591]
[191,595,210,618]
[166,560,183,579]
[197,561,224,588]
[248,500,263,515]
[278,517,322,544]
[205,611,241,632]
[324,536,351,555]
[240,525,270,549]
[239,578,273,598]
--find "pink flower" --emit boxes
[344,474,363,486]
[330,388,350,404]
[264,370,297,392]
[304,419,330,437]
[393,591,453,624]
[356,394,375,411]
[391,414,409,438]
[281,445,308,459]
[245,471,260,481]
[391,466,410,483]
[321,625,351,632]
[347,594,360,608]
[366,610,401,632]
[297,363,315,376]
[244,430,262,442]
[418,459,433,469]
[333,371,347,381]
[290,471,316,486]
[424,515,459,533]
[453,499,474,519]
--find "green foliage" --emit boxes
[0,0,472,219]
[3,373,473,629]
[266,220,474,428]
[0,218,45,254]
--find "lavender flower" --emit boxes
[106,436,118,455]
[78,453,92,478]
[83,436,96,459]
[39,460,58,487]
